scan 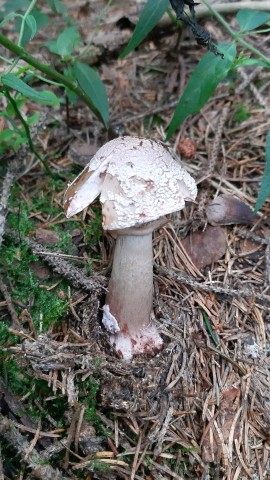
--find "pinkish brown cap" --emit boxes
[64,136,197,228]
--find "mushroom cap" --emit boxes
[64,136,197,230]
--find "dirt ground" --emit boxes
[0,1,270,479]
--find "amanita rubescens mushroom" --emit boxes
[64,136,197,360]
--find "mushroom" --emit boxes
[64,136,197,360]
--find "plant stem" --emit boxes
[18,0,37,47]
[0,34,104,125]
[7,0,37,74]
[202,0,270,67]
[4,87,55,177]
[196,1,270,18]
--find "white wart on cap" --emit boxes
[64,136,197,228]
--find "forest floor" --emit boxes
[0,1,270,479]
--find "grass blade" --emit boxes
[255,130,270,212]
[120,0,169,58]
[72,62,109,128]
[166,43,236,140]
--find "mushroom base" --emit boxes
[102,232,163,360]
[110,325,163,361]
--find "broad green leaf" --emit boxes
[44,39,60,55]
[6,98,26,115]
[27,112,40,125]
[72,62,109,127]
[237,10,270,32]
[120,0,169,58]
[47,0,67,16]
[56,26,81,57]
[1,0,29,17]
[31,9,49,30]
[0,12,22,28]
[64,67,78,104]
[1,74,60,106]
[255,130,270,212]
[15,14,37,46]
[25,15,37,41]
[166,43,236,140]
[0,129,14,142]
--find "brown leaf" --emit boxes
[35,228,60,245]
[239,239,260,256]
[182,226,226,270]
[206,195,258,226]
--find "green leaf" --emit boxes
[15,14,37,46]
[25,15,37,41]
[64,67,78,104]
[6,98,26,115]
[237,10,270,32]
[56,26,81,57]
[27,112,40,125]
[0,129,14,142]
[233,56,268,68]
[47,0,67,16]
[166,43,236,140]
[31,9,49,30]
[1,74,60,106]
[120,0,169,58]
[0,12,22,28]
[72,62,109,127]
[255,130,270,212]
[44,39,59,55]
[1,0,29,16]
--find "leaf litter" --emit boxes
[0,1,270,479]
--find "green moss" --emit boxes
[7,176,103,257]
[233,104,251,123]
[81,378,100,422]
[0,242,68,330]
[85,458,111,472]
[0,323,18,346]
[0,352,69,424]
[82,206,103,246]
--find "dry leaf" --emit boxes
[182,226,227,269]
[35,228,60,245]
[206,195,258,226]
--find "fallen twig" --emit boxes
[0,160,18,248]
[0,112,48,249]
[6,229,107,294]
[0,275,21,329]
[0,413,69,480]
[156,265,270,305]
[0,444,3,480]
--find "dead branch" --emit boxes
[6,229,107,294]
[0,413,69,480]
[0,444,3,480]
[0,160,18,248]
[156,265,270,305]
[0,112,47,249]
[0,275,21,329]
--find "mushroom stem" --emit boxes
[102,233,163,359]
